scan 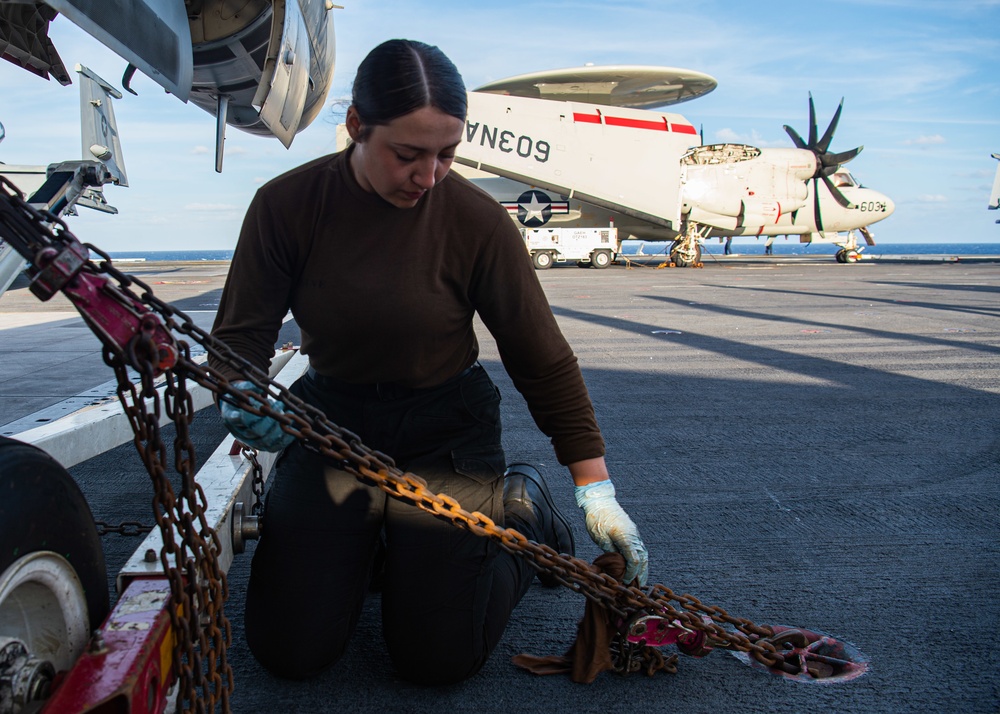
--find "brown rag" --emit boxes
[511,552,625,683]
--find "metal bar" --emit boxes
[117,350,309,591]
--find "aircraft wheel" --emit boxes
[0,437,109,691]
[591,250,612,269]
[670,242,702,268]
[532,251,554,270]
[844,249,861,263]
[835,249,847,263]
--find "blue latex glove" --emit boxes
[575,480,649,586]
[219,380,295,452]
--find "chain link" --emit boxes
[94,520,154,537]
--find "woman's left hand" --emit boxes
[574,480,649,586]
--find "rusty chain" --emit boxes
[78,245,786,678]
[0,177,796,711]
[105,319,233,712]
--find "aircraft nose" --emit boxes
[856,189,894,224]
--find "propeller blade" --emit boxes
[816,98,844,153]
[813,177,824,232]
[808,92,817,148]
[822,145,863,167]
[784,124,808,150]
[821,173,855,209]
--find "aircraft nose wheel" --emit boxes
[836,249,861,263]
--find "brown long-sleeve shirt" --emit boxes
[210,147,605,465]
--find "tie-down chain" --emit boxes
[0,179,867,713]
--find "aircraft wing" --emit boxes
[45,0,193,99]
[0,2,71,83]
[460,92,701,231]
[0,1,193,99]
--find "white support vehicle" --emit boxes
[522,226,619,269]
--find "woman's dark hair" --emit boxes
[351,39,467,138]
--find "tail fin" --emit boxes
[77,64,127,187]
[74,64,126,214]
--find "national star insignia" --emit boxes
[519,193,549,223]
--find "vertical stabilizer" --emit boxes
[77,64,127,187]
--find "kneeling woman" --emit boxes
[211,38,648,685]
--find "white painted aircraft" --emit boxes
[458,68,895,265]
[0,0,338,171]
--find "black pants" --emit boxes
[244,365,536,684]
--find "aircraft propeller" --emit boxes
[783,94,863,231]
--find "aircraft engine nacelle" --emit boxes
[680,145,814,223]
[187,0,336,148]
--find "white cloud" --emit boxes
[918,194,949,202]
[711,128,789,148]
[902,134,947,146]
[191,146,211,155]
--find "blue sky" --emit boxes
[1,0,998,251]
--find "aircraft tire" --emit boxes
[835,249,847,263]
[670,242,702,268]
[0,437,109,637]
[845,250,861,263]
[532,251,554,270]
[591,250,612,269]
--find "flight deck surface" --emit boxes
[1,256,997,712]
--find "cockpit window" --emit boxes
[832,171,857,188]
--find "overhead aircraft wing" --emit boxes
[45,0,193,100]
[459,92,702,231]
[473,65,717,109]
[0,2,71,83]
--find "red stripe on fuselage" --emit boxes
[573,112,697,134]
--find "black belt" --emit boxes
[306,363,479,401]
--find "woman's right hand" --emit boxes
[219,381,295,452]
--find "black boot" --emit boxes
[503,462,576,587]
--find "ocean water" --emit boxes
[104,250,235,262]
[105,243,1000,262]
[620,241,1000,257]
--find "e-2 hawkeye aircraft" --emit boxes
[0,0,337,171]
[457,66,895,265]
